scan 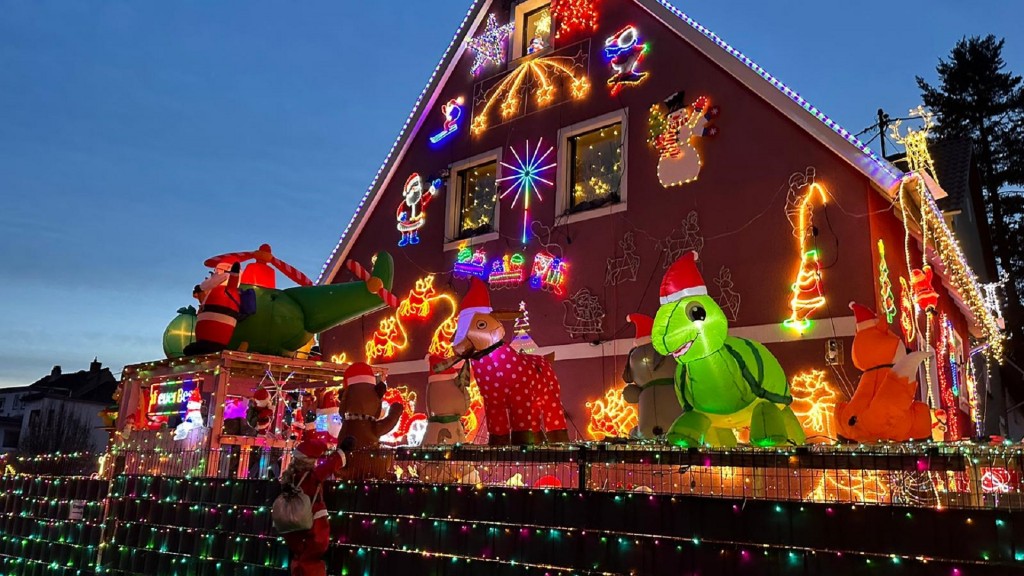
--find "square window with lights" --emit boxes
[553,112,627,225]
[455,161,498,239]
[511,0,552,60]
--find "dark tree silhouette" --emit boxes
[917,35,1024,360]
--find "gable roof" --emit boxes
[318,0,903,285]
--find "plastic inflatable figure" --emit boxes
[185,262,242,356]
[836,302,931,442]
[621,313,681,438]
[651,252,805,447]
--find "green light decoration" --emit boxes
[877,239,898,323]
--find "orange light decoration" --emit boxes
[380,385,426,445]
[329,352,348,364]
[585,384,639,440]
[783,182,828,333]
[365,274,459,361]
[899,277,917,343]
[471,55,589,135]
[788,369,841,441]
[460,379,486,442]
[808,472,889,504]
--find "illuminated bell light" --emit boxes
[496,139,556,244]
[466,14,514,76]
[647,95,719,187]
[429,97,465,144]
[604,25,649,95]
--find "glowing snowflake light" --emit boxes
[497,139,556,243]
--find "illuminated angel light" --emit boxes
[585,384,638,440]
[497,139,556,243]
[783,181,828,333]
[788,369,841,440]
[471,55,589,135]
[877,240,897,323]
[365,274,459,361]
[466,14,514,76]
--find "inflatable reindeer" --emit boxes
[448,278,568,445]
[835,302,932,442]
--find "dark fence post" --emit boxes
[577,445,588,492]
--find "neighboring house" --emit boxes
[4,360,118,453]
[0,386,31,452]
[317,0,1004,441]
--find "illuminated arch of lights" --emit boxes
[471,54,590,135]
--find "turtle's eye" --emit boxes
[686,303,706,322]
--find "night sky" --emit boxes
[2,1,1022,386]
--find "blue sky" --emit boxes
[1,1,1022,386]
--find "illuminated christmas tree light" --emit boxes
[877,240,897,323]
[497,139,556,243]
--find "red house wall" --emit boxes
[319,2,950,439]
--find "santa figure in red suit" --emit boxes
[280,437,354,576]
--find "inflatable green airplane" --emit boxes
[163,250,394,358]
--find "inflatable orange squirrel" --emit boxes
[835,302,932,442]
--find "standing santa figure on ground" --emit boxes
[279,437,354,576]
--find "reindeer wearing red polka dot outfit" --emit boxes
[448,278,569,445]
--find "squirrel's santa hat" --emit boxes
[453,277,493,344]
[849,301,877,332]
[427,354,460,382]
[626,313,654,347]
[344,362,376,387]
[660,251,707,305]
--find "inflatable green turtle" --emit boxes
[651,251,805,447]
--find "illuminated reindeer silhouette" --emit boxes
[605,231,641,285]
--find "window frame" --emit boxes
[554,109,629,226]
[510,0,553,61]
[444,148,503,252]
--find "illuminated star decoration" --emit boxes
[497,139,556,244]
[466,14,514,76]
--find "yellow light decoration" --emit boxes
[877,240,897,323]
[896,177,1004,361]
[471,54,589,135]
[784,182,828,333]
[460,379,486,442]
[899,277,917,343]
[329,352,349,364]
[808,471,889,504]
[788,369,841,440]
[585,384,639,440]
[890,106,938,183]
[365,274,459,361]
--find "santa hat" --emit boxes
[253,387,271,408]
[453,277,493,344]
[659,251,707,305]
[186,388,202,410]
[294,438,327,460]
[317,390,339,416]
[344,362,376,387]
[427,354,459,382]
[626,313,654,346]
[849,302,877,332]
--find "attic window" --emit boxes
[511,0,552,60]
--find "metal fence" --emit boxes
[6,442,1024,510]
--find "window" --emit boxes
[511,0,552,60]
[568,122,623,211]
[456,161,498,239]
[445,148,502,250]
[2,430,18,449]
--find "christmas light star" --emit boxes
[497,139,555,243]
[467,14,514,76]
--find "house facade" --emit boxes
[318,0,1004,441]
